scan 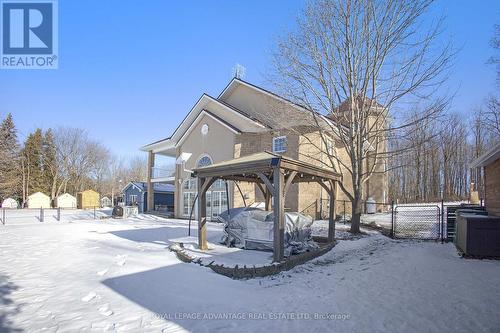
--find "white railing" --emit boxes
[151,167,172,179]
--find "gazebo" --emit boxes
[192,151,342,262]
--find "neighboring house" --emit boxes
[122,181,174,213]
[141,78,388,219]
[471,141,500,216]
[55,193,77,208]
[27,192,51,209]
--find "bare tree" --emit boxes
[272,0,453,232]
[484,96,500,136]
[53,127,110,195]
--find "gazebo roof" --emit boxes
[192,151,341,183]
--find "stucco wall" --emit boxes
[175,113,236,218]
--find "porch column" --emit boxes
[198,177,208,250]
[147,150,155,211]
[328,181,337,243]
[273,167,285,262]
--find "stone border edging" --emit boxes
[169,241,336,279]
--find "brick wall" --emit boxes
[485,158,500,216]
[232,126,389,218]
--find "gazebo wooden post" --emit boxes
[273,167,285,262]
[328,180,337,243]
[265,190,271,210]
[198,177,208,250]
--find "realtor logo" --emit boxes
[1,0,58,69]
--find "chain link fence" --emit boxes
[393,205,441,240]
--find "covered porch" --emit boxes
[192,152,341,262]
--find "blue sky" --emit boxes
[0,0,498,160]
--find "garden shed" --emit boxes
[101,196,112,207]
[27,192,51,209]
[77,190,100,209]
[1,197,18,208]
[56,193,77,209]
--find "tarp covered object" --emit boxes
[218,208,318,256]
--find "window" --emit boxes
[325,138,334,155]
[183,178,197,190]
[272,136,287,153]
[197,155,212,168]
[129,194,137,205]
[183,192,196,216]
[211,179,226,190]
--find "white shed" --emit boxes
[56,193,76,209]
[27,192,51,209]
[1,198,18,209]
[101,196,112,207]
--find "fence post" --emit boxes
[57,207,61,221]
[1,208,5,225]
[441,199,444,243]
[40,207,44,222]
[94,206,96,219]
[390,200,394,238]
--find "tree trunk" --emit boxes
[350,193,362,233]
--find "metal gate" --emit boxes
[393,205,442,240]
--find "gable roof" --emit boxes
[218,78,319,129]
[140,93,267,154]
[123,181,174,193]
[141,78,344,155]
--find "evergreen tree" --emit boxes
[0,114,20,200]
[21,129,45,198]
[42,129,59,200]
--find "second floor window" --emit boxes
[273,136,287,153]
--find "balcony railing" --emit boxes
[151,167,172,179]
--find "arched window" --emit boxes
[197,155,213,168]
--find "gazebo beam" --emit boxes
[257,172,274,193]
[284,171,298,195]
[265,190,272,211]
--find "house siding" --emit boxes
[123,185,144,212]
[485,158,500,216]
[175,113,236,218]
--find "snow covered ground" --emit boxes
[1,212,499,332]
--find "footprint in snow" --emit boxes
[97,269,108,276]
[115,254,127,266]
[82,292,97,302]
[98,304,114,317]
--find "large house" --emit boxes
[141,78,388,219]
